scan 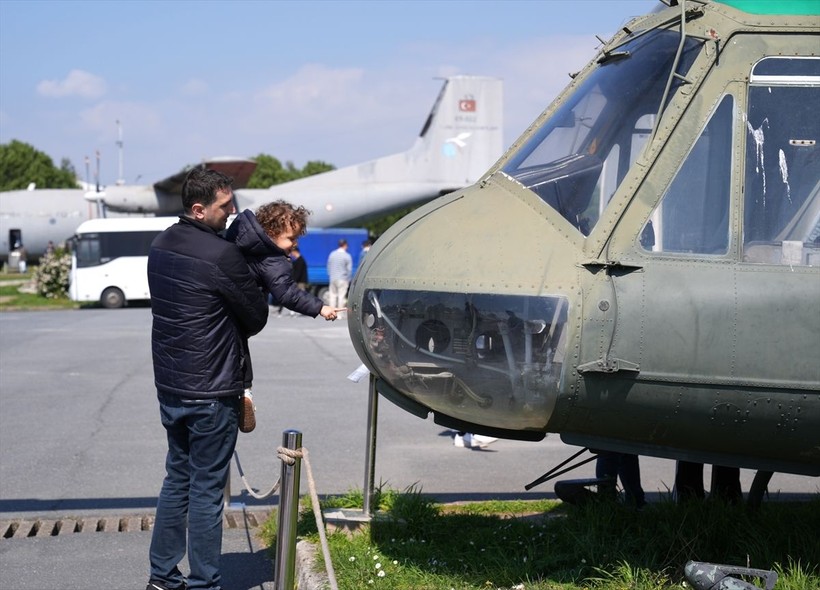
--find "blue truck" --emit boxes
[294,227,369,301]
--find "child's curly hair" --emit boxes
[255,200,311,239]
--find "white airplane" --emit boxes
[0,75,503,259]
[0,158,257,260]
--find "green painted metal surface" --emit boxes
[715,0,820,16]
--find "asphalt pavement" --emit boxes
[1,307,817,589]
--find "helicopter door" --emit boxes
[734,60,820,389]
[617,95,736,387]
[617,60,820,392]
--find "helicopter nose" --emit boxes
[347,181,576,436]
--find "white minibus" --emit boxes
[69,217,177,308]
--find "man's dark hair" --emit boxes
[181,167,234,212]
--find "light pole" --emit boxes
[116,119,125,186]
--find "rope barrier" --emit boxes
[299,447,339,590]
[232,446,339,590]
[232,450,280,500]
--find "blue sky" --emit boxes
[0,0,655,186]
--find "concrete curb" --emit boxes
[296,539,329,589]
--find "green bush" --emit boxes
[33,247,71,298]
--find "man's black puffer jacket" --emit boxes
[148,216,269,398]
[226,210,323,317]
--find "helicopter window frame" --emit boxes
[640,94,735,256]
[741,56,820,266]
[500,29,703,238]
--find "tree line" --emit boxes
[0,139,336,191]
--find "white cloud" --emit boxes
[36,69,108,99]
[252,64,368,124]
[79,101,162,139]
[57,35,608,182]
[179,78,209,97]
[226,64,438,165]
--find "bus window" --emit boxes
[75,234,102,268]
[69,217,177,308]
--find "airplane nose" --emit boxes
[347,179,578,437]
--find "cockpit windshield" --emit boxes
[502,29,702,236]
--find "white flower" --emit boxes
[349,556,356,562]
[377,570,385,577]
[392,560,398,565]
[373,555,379,560]
[375,563,382,569]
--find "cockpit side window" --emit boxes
[742,57,820,266]
[641,95,734,255]
[502,29,702,237]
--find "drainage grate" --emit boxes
[1,510,271,539]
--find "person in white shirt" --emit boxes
[326,239,353,309]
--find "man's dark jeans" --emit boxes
[149,393,239,590]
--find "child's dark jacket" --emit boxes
[226,210,323,317]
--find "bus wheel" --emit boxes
[101,287,125,309]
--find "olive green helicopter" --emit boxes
[347,0,819,507]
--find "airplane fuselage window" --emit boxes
[501,29,702,236]
[742,57,820,266]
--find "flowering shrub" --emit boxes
[33,247,71,298]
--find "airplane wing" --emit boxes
[153,157,257,194]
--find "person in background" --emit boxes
[12,241,27,273]
[146,167,269,590]
[673,460,742,503]
[275,245,309,316]
[291,246,308,291]
[326,238,353,309]
[360,239,372,260]
[595,451,646,508]
[453,431,498,449]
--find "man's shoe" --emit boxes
[146,582,186,590]
[453,433,466,447]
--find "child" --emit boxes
[225,200,340,321]
[225,201,342,432]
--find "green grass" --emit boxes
[261,488,820,590]
[0,271,77,310]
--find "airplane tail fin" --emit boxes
[234,75,503,226]
[408,75,504,188]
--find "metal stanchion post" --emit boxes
[363,374,378,517]
[223,462,245,511]
[223,470,231,510]
[274,429,302,590]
